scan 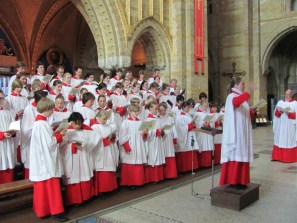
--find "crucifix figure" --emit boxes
[222,62,246,78]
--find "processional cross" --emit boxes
[222,62,246,78]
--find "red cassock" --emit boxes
[219,89,253,186]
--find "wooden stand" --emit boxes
[211,183,260,211]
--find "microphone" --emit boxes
[191,136,195,147]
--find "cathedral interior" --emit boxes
[1,1,297,222]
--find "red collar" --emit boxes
[54,107,68,112]
[283,99,294,102]
[180,111,186,115]
[150,75,156,78]
[197,109,203,112]
[113,76,122,81]
[163,92,168,96]
[147,113,156,118]
[97,106,109,111]
[128,116,139,121]
[35,114,47,121]
[50,91,61,96]
[113,91,121,96]
[89,118,99,126]
[32,101,37,107]
[0,107,3,110]
[84,82,90,85]
[62,82,71,87]
[175,104,179,107]
[231,90,240,95]
[72,76,79,80]
[68,124,92,130]
[11,92,22,96]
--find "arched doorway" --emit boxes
[130,27,168,80]
[264,30,297,119]
[0,0,99,77]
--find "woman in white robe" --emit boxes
[272,89,297,162]
[220,77,254,187]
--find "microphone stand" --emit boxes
[191,136,195,196]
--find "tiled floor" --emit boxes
[88,126,297,223]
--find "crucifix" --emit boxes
[222,62,246,78]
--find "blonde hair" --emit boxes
[32,79,42,92]
[96,109,109,118]
[130,97,140,105]
[63,72,72,78]
[11,80,23,91]
[37,98,55,113]
[128,104,140,112]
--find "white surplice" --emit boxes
[29,115,63,181]
[92,123,118,171]
[60,127,101,185]
[220,88,253,163]
[0,110,16,170]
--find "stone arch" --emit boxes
[72,0,127,69]
[262,23,297,73]
[128,17,172,80]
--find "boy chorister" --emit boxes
[6,80,29,163]
[21,90,48,179]
[73,88,88,112]
[91,110,118,195]
[48,80,63,102]
[53,95,71,122]
[158,102,178,179]
[77,92,96,120]
[61,72,76,112]
[0,89,16,184]
[29,97,68,221]
[119,104,147,189]
[6,79,28,119]
[175,101,199,173]
[210,103,223,165]
[97,95,115,125]
[60,112,100,206]
[144,101,165,183]
[17,72,30,99]
[110,82,127,129]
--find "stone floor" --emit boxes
[75,126,297,223]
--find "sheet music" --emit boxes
[54,122,71,133]
[162,124,174,130]
[138,120,156,131]
[251,98,267,109]
[203,114,214,122]
[276,106,291,113]
[6,120,21,132]
[42,74,54,83]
